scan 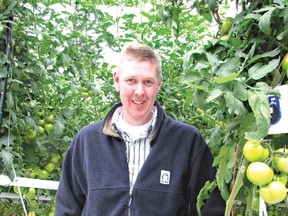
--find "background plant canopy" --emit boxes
[0,0,287,215]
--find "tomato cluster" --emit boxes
[243,140,287,205]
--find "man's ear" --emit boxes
[113,71,120,92]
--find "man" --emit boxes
[55,43,226,215]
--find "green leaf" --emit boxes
[215,72,240,84]
[206,52,220,70]
[0,66,7,78]
[232,80,248,101]
[213,145,232,201]
[196,180,217,215]
[0,148,14,169]
[258,7,276,35]
[248,58,280,80]
[245,89,270,140]
[2,1,18,16]
[224,92,245,115]
[216,58,240,77]
[206,88,223,102]
[6,91,14,109]
[247,48,281,65]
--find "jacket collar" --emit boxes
[101,101,164,140]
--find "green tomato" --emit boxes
[30,199,38,208]
[81,92,89,98]
[38,126,45,134]
[13,186,26,195]
[281,53,288,72]
[37,119,45,126]
[28,211,36,216]
[45,162,55,173]
[243,140,264,162]
[45,114,54,122]
[27,129,37,139]
[259,181,287,204]
[39,169,49,179]
[273,148,288,174]
[246,162,274,186]
[44,123,54,132]
[260,147,270,161]
[50,155,59,164]
[36,110,45,117]
[275,173,287,185]
[25,187,36,199]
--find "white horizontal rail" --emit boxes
[0,175,59,190]
[0,192,52,201]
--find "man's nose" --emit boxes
[135,83,144,95]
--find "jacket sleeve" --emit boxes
[55,137,86,216]
[188,135,226,216]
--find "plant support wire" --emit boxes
[0,16,13,133]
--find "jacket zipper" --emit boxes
[128,185,134,216]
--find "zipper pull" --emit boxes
[128,195,132,207]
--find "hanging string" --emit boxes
[259,195,268,216]
[1,9,28,216]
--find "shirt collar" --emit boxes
[111,106,157,141]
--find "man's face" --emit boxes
[114,58,162,126]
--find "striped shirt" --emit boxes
[111,106,157,188]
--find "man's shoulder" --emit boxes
[78,120,104,135]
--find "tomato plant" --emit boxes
[0,0,287,215]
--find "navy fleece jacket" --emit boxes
[55,102,226,215]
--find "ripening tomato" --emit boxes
[260,147,270,161]
[45,162,55,173]
[44,123,53,132]
[246,162,274,186]
[281,53,288,72]
[259,181,287,204]
[273,148,288,174]
[243,140,265,162]
[28,211,36,216]
[39,169,49,179]
[45,114,54,122]
[25,187,36,199]
[50,155,59,164]
[275,173,287,185]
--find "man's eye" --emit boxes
[145,80,153,85]
[126,79,135,84]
